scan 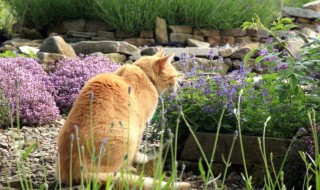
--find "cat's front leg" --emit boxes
[133,151,149,164]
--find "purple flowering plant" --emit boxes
[0,57,60,125]
[48,54,120,113]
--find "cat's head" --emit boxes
[134,50,178,95]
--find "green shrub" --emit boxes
[8,0,98,27]
[160,0,281,30]
[94,0,165,34]
[0,0,14,32]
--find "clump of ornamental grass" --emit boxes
[0,57,60,125]
[48,54,120,114]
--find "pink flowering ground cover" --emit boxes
[0,57,60,125]
[48,54,120,113]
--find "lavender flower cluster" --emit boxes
[48,54,120,113]
[0,57,60,125]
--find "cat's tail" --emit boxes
[87,172,191,190]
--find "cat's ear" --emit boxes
[157,52,175,70]
[154,50,166,57]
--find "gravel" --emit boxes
[0,119,245,190]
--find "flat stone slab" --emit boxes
[164,47,218,57]
[181,132,292,165]
[283,7,320,19]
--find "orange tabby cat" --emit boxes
[56,50,191,190]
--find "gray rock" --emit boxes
[169,25,193,34]
[104,53,127,63]
[115,31,135,38]
[224,58,233,71]
[283,7,320,19]
[232,59,242,70]
[86,20,115,32]
[141,47,162,56]
[39,36,76,58]
[218,48,236,57]
[119,41,140,56]
[140,31,154,38]
[187,39,210,47]
[124,38,155,47]
[3,38,43,48]
[197,29,219,37]
[287,38,305,55]
[18,46,39,55]
[155,17,168,43]
[220,28,246,37]
[67,31,97,38]
[21,28,43,39]
[170,33,193,44]
[164,47,219,58]
[303,0,320,12]
[231,46,253,59]
[97,31,115,38]
[72,41,120,55]
[47,19,87,34]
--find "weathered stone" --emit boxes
[170,33,193,43]
[97,31,115,38]
[104,53,127,63]
[283,7,320,19]
[231,46,252,59]
[187,39,210,47]
[297,17,311,23]
[67,31,97,38]
[155,17,168,43]
[287,38,305,55]
[218,48,236,57]
[141,47,162,56]
[198,29,219,37]
[220,28,246,37]
[3,45,19,52]
[21,28,43,39]
[169,25,193,34]
[129,55,141,61]
[300,27,318,38]
[37,52,67,65]
[303,0,320,12]
[207,37,220,47]
[224,58,233,71]
[3,38,43,48]
[39,36,76,58]
[140,31,154,38]
[19,46,39,55]
[91,37,117,41]
[47,19,87,34]
[220,37,235,45]
[181,132,291,165]
[119,41,140,56]
[246,29,269,38]
[115,31,135,38]
[232,59,242,70]
[164,47,218,58]
[66,37,89,43]
[86,20,115,32]
[235,36,252,45]
[72,41,120,55]
[193,30,204,41]
[124,38,155,47]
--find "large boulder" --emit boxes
[39,36,76,58]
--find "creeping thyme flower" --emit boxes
[0,57,60,125]
[259,48,268,56]
[49,54,120,113]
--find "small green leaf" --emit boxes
[198,158,207,184]
[22,142,37,160]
